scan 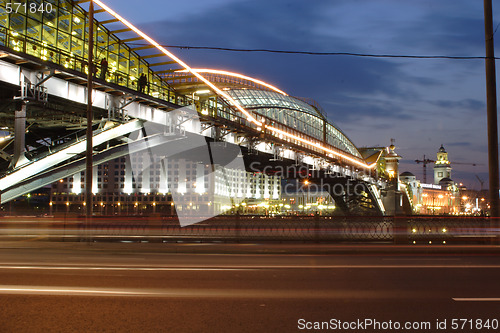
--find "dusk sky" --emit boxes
[96,0,500,189]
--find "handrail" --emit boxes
[0,25,191,107]
[197,95,365,166]
[163,72,281,94]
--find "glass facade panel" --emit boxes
[129,56,138,77]
[42,22,56,45]
[118,45,129,73]
[57,30,69,51]
[42,5,57,24]
[108,33,118,47]
[107,51,118,72]
[96,27,108,59]
[59,0,71,11]
[71,11,84,38]
[0,7,8,29]
[27,18,41,40]
[30,0,44,22]
[10,13,25,35]
[58,6,71,32]
[71,36,83,56]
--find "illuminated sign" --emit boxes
[421,183,441,189]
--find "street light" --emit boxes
[423,192,443,215]
[303,180,310,214]
[483,0,500,218]
[422,193,428,214]
[437,194,444,214]
[461,195,470,215]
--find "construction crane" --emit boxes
[453,162,484,189]
[452,162,483,167]
[414,157,482,184]
[475,174,485,191]
[415,155,434,184]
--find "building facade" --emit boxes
[50,152,281,216]
[434,145,452,185]
[399,145,461,215]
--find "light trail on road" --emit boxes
[453,298,500,302]
[0,285,424,299]
[1,263,500,270]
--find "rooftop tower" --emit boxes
[433,145,452,185]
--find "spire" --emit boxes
[434,144,452,185]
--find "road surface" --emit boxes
[0,242,499,332]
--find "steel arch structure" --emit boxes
[0,0,386,215]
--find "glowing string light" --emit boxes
[177,68,288,96]
[265,125,375,169]
[91,0,374,169]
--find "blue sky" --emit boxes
[96,0,500,189]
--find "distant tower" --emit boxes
[382,139,403,215]
[433,145,452,185]
[385,141,401,183]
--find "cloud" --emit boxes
[446,142,472,147]
[323,95,414,123]
[400,159,418,165]
[429,99,485,111]
[140,0,442,115]
[130,0,492,175]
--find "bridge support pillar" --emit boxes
[381,142,403,216]
[10,101,28,169]
[382,188,403,216]
[393,216,408,245]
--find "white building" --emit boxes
[50,152,281,216]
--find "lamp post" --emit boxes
[304,180,310,215]
[86,1,94,217]
[462,195,469,215]
[431,194,436,215]
[85,0,95,244]
[437,194,444,215]
[423,193,428,214]
[484,0,500,219]
[423,192,443,215]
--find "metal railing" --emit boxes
[0,215,495,244]
[0,26,191,107]
[401,216,494,244]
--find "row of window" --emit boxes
[51,195,173,202]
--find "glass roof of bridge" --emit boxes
[227,89,362,158]
[228,89,323,118]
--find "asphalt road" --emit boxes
[0,243,499,332]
